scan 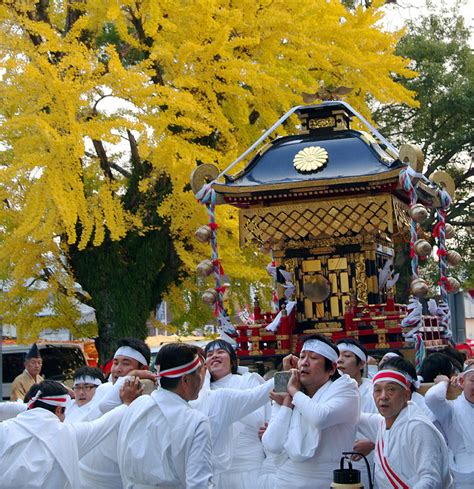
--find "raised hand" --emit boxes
[120,376,144,405]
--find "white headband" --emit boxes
[27,391,71,409]
[73,376,102,387]
[461,365,474,378]
[337,343,367,362]
[114,346,147,366]
[302,339,338,363]
[381,352,400,362]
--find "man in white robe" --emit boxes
[65,366,105,423]
[204,339,269,489]
[0,379,135,489]
[117,343,214,489]
[78,337,151,489]
[262,335,360,489]
[425,364,474,488]
[0,401,27,421]
[336,338,377,489]
[358,369,454,489]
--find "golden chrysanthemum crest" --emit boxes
[293,146,328,172]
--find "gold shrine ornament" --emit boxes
[293,146,328,172]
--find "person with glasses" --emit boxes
[0,379,139,489]
[65,366,105,423]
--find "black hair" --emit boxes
[73,366,105,384]
[302,334,340,381]
[440,348,464,374]
[24,380,68,414]
[419,353,455,383]
[116,337,151,367]
[156,343,199,390]
[382,356,418,393]
[204,339,239,378]
[336,337,368,373]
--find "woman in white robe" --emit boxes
[204,339,269,489]
[262,335,360,489]
[424,366,474,489]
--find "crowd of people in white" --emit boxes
[0,335,473,489]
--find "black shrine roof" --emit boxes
[214,130,404,194]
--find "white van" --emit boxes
[1,343,87,401]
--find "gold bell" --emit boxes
[409,204,429,223]
[195,225,213,243]
[410,278,430,298]
[447,277,461,293]
[414,239,432,257]
[446,250,461,267]
[202,288,219,305]
[197,260,214,277]
[445,223,455,240]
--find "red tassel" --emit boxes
[208,222,218,231]
[437,248,447,257]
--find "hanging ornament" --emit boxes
[445,223,455,240]
[447,277,461,294]
[446,250,462,267]
[197,260,214,277]
[194,175,236,336]
[413,239,432,257]
[429,171,456,199]
[202,288,219,305]
[409,204,429,223]
[399,143,425,173]
[195,225,213,243]
[410,278,429,298]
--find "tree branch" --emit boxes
[40,267,92,304]
[84,151,131,178]
[92,140,114,180]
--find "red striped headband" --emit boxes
[27,391,70,409]
[373,369,410,390]
[158,356,202,379]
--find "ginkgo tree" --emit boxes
[0,0,415,359]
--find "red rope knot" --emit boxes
[437,248,447,258]
[208,222,218,231]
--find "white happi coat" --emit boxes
[0,405,126,489]
[354,378,378,489]
[117,388,213,489]
[359,402,454,489]
[0,401,27,421]
[190,374,273,476]
[78,379,126,488]
[425,381,474,488]
[210,368,269,489]
[262,374,360,489]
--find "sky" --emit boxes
[382,0,473,38]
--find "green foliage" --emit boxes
[374,4,473,296]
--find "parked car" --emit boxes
[1,342,87,401]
